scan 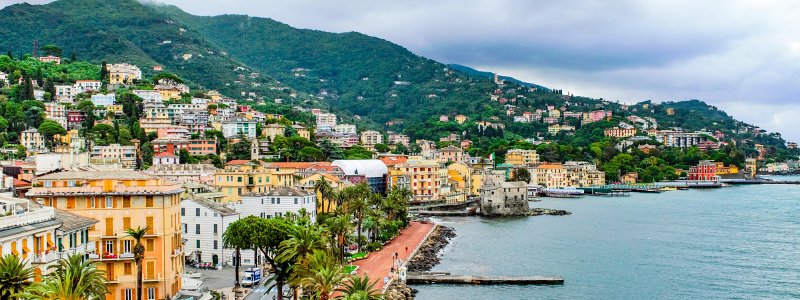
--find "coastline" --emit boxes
[383,223,457,300]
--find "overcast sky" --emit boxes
[3,0,800,142]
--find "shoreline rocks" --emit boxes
[384,281,417,300]
[407,225,456,272]
[527,208,572,216]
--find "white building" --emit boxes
[360,130,383,148]
[0,194,98,279]
[91,93,116,107]
[90,144,137,169]
[180,198,239,266]
[73,80,102,94]
[316,113,337,131]
[21,129,46,153]
[107,63,142,85]
[333,124,357,134]
[54,85,74,103]
[133,90,163,104]
[221,117,257,138]
[236,186,317,223]
[0,71,7,85]
[153,151,179,165]
[143,164,218,185]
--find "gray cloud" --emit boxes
[3,0,800,141]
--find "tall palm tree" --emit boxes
[125,226,148,300]
[17,254,109,300]
[0,254,33,299]
[293,250,345,300]
[314,178,333,213]
[345,193,370,251]
[337,275,382,300]
[324,214,353,262]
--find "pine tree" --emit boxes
[5,50,11,59]
[43,79,55,101]
[70,52,77,62]
[100,61,108,82]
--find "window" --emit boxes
[195,224,200,234]
[105,241,114,254]
[105,196,113,208]
[182,224,187,233]
[146,197,154,207]
[147,288,155,300]
[196,239,200,249]
[213,224,218,234]
[90,197,96,208]
[271,198,275,204]
[276,198,281,204]
[124,263,132,275]
[123,198,131,208]
[123,240,131,253]
[146,239,154,252]
[195,208,200,216]
[180,208,185,216]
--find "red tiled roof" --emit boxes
[13,178,31,188]
[154,151,176,157]
[380,156,408,166]
[225,160,251,165]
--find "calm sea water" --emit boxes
[415,179,800,299]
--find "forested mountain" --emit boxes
[447,64,549,91]
[0,0,793,164]
[0,0,293,100]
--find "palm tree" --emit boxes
[277,225,325,267]
[314,178,333,213]
[0,254,33,299]
[125,226,148,300]
[17,254,109,300]
[293,250,346,300]
[337,275,382,300]
[324,214,353,262]
[345,193,370,251]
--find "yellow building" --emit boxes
[107,104,124,115]
[446,162,473,195]
[27,171,183,300]
[213,160,297,203]
[107,63,142,85]
[299,173,350,213]
[391,159,440,202]
[157,88,182,101]
[534,163,569,188]
[292,124,311,140]
[713,162,739,175]
[505,149,539,166]
[548,124,575,135]
[454,115,468,124]
[262,123,285,141]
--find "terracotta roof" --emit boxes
[265,162,325,169]
[536,163,565,170]
[380,156,408,166]
[225,160,251,165]
[154,151,177,157]
[13,178,31,188]
[36,170,156,181]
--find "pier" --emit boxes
[406,272,564,285]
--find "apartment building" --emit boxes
[505,149,539,166]
[27,171,185,300]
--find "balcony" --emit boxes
[0,206,55,230]
[92,252,134,261]
[143,273,164,282]
[31,251,59,264]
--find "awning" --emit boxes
[11,245,18,256]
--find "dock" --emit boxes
[406,272,564,285]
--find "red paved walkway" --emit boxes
[352,221,435,290]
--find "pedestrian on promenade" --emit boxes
[405,246,408,252]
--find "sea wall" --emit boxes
[407,225,457,271]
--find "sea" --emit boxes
[414,177,800,299]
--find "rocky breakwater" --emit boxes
[527,208,572,216]
[407,225,457,272]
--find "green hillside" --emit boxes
[0,0,291,100]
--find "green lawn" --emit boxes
[350,252,368,260]
[343,265,358,274]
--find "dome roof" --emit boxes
[331,160,388,178]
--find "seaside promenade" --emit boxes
[352,221,435,291]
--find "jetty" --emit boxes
[406,272,564,285]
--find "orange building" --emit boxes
[27,171,184,300]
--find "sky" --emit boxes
[2,0,800,142]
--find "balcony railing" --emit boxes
[0,207,55,230]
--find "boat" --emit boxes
[676,186,689,190]
[659,187,677,191]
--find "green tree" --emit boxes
[16,254,108,300]
[223,218,255,292]
[37,119,66,149]
[373,143,390,153]
[291,250,345,300]
[226,137,252,161]
[510,168,531,183]
[39,44,62,57]
[338,275,382,300]
[0,254,33,299]
[298,147,324,162]
[314,178,332,213]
